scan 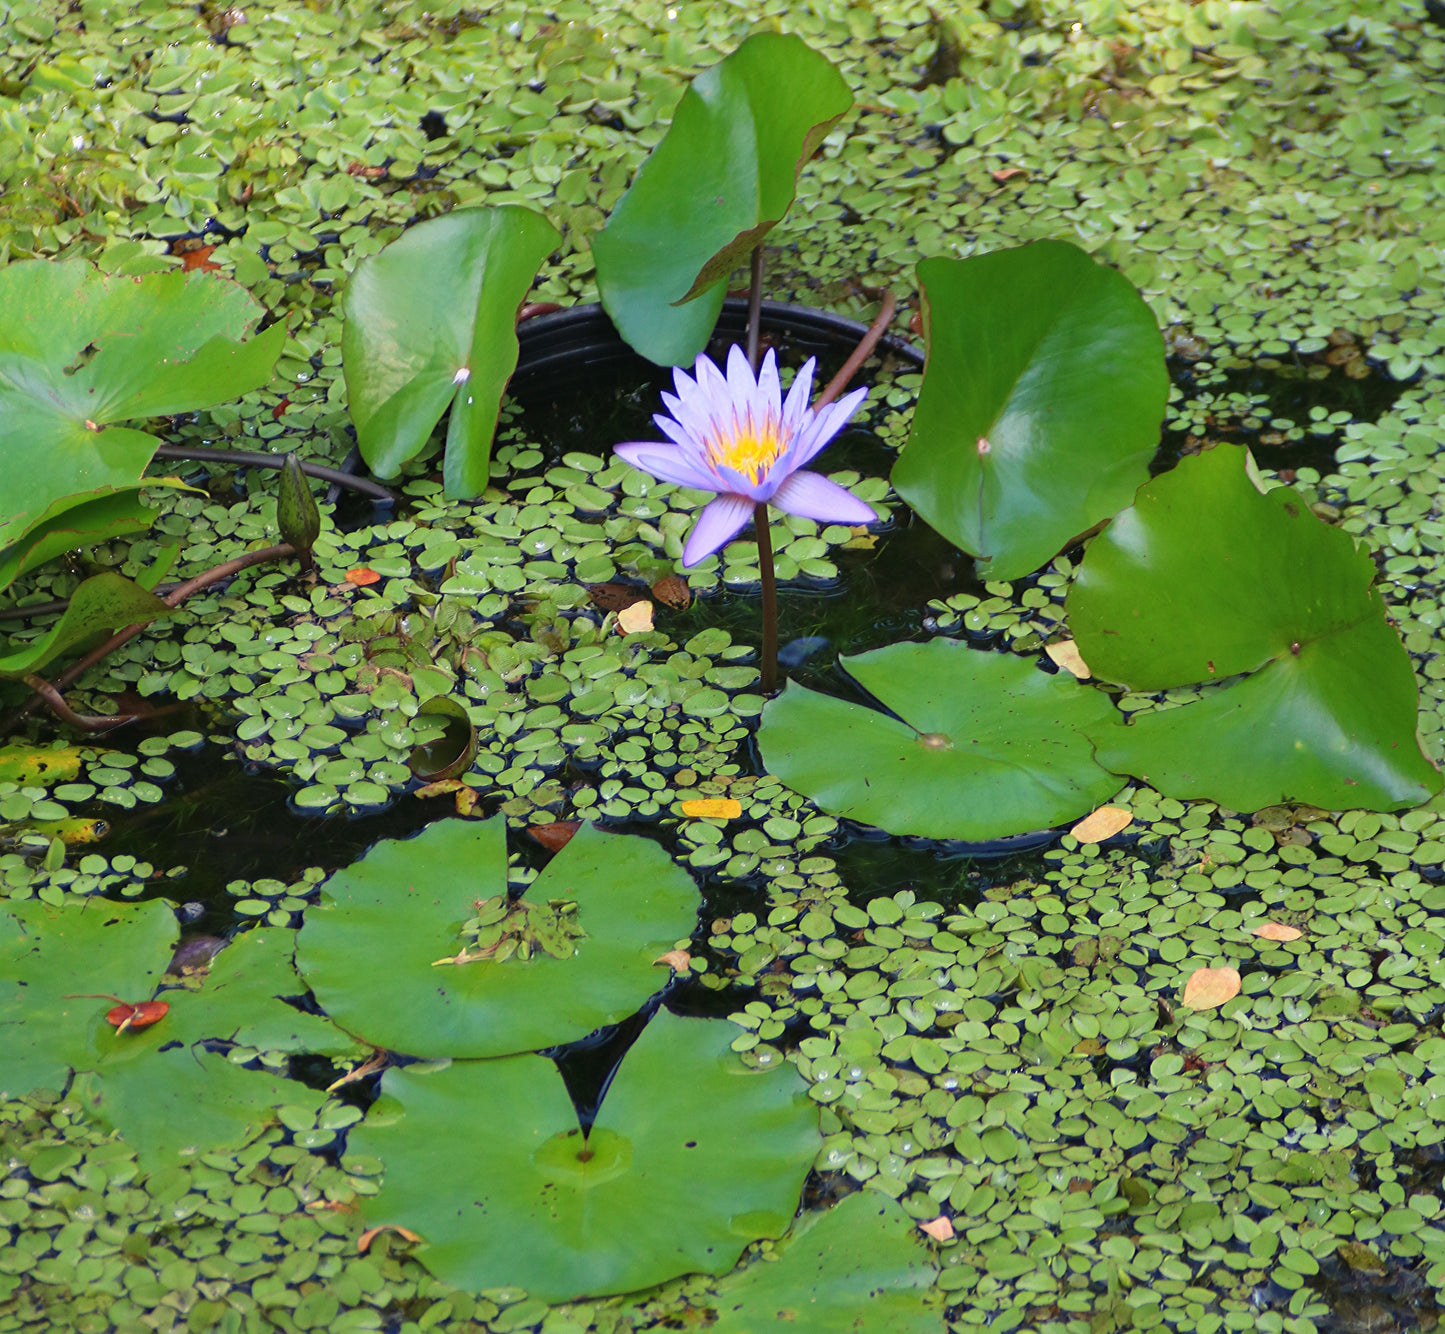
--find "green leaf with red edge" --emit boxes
[893,241,1168,581]
[341,205,560,498]
[0,571,175,680]
[592,33,852,367]
[0,260,284,558]
[1068,444,1441,810]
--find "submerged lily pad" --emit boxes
[0,571,174,678]
[1068,445,1441,810]
[351,1010,818,1301]
[757,640,1124,840]
[893,242,1167,581]
[592,33,852,366]
[296,818,700,1058]
[710,1192,942,1334]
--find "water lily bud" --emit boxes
[277,451,321,570]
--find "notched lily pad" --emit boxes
[350,1010,819,1301]
[1069,445,1441,810]
[710,1192,943,1334]
[757,639,1124,840]
[296,818,701,1058]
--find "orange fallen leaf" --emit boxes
[1253,922,1303,942]
[680,797,742,820]
[179,244,222,272]
[1181,965,1241,1010]
[654,949,691,971]
[346,567,381,586]
[1069,806,1132,844]
[1045,640,1092,680]
[528,820,581,852]
[991,166,1028,181]
[357,1225,422,1253]
[617,600,654,635]
[919,1216,955,1241]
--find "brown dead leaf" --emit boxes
[651,574,691,610]
[357,1225,422,1253]
[654,949,691,972]
[528,820,581,852]
[413,779,463,799]
[1181,965,1241,1010]
[1045,640,1092,680]
[919,1216,955,1241]
[179,244,222,273]
[617,600,654,635]
[991,166,1029,181]
[1253,922,1303,942]
[1069,806,1132,844]
[680,797,742,820]
[586,582,645,613]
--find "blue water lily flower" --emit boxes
[614,346,877,567]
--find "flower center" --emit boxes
[707,410,785,484]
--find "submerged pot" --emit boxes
[510,297,923,397]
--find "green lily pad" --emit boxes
[296,818,700,1058]
[1068,445,1441,810]
[0,571,175,679]
[0,260,284,580]
[711,1192,942,1334]
[342,205,560,497]
[0,897,177,1099]
[351,1010,819,1301]
[892,241,1168,580]
[0,488,170,592]
[592,33,852,366]
[757,640,1123,840]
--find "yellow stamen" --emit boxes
[706,410,784,484]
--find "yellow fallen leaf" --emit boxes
[1181,965,1241,1010]
[1253,922,1303,942]
[919,1216,955,1241]
[357,1225,421,1253]
[1069,806,1132,844]
[654,949,691,971]
[455,787,482,817]
[680,797,742,820]
[413,779,463,799]
[616,600,654,634]
[1045,640,1091,679]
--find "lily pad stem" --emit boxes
[746,245,764,373]
[2,542,295,737]
[815,290,898,409]
[152,446,397,503]
[754,502,777,696]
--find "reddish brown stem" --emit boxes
[22,675,136,732]
[754,503,777,697]
[2,543,294,737]
[815,291,898,409]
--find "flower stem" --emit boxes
[746,245,764,372]
[753,502,778,696]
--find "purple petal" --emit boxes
[682,493,754,567]
[769,471,879,525]
[725,343,758,410]
[780,357,817,437]
[789,385,869,468]
[614,442,721,492]
[653,412,701,448]
[756,347,781,423]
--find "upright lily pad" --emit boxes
[893,242,1168,580]
[342,205,560,497]
[296,818,700,1058]
[591,33,852,366]
[758,640,1124,840]
[0,260,284,580]
[711,1192,943,1334]
[1068,445,1441,810]
[351,1010,819,1301]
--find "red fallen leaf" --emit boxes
[528,820,580,852]
[345,567,381,586]
[272,398,290,420]
[909,309,924,337]
[180,244,222,272]
[345,161,387,179]
[586,582,646,613]
[66,993,169,1033]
